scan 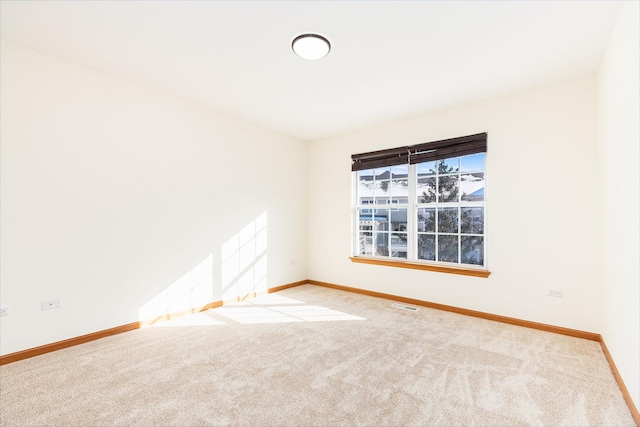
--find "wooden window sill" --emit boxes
[349,257,491,278]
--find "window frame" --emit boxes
[351,134,489,277]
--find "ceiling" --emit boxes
[0,1,623,141]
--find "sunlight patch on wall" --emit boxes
[221,212,268,301]
[138,254,214,322]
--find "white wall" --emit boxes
[598,2,640,410]
[0,41,308,355]
[308,76,602,333]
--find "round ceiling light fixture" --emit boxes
[291,34,331,60]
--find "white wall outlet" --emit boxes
[0,306,10,317]
[41,299,61,310]
[547,289,563,298]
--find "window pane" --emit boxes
[461,236,484,266]
[438,175,459,202]
[359,221,373,232]
[461,207,484,234]
[417,208,435,232]
[390,233,407,258]
[359,196,375,205]
[460,153,485,173]
[374,232,389,256]
[436,157,459,174]
[391,180,408,201]
[374,167,390,180]
[417,234,435,261]
[416,161,436,176]
[373,209,389,231]
[417,177,436,203]
[390,208,407,232]
[391,164,408,179]
[461,173,484,202]
[358,168,375,180]
[359,208,373,227]
[358,232,373,256]
[438,235,458,263]
[438,208,458,233]
[374,180,391,196]
[358,169,374,201]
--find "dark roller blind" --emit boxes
[351,146,409,171]
[410,133,487,164]
[351,133,486,171]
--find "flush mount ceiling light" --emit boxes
[291,34,331,60]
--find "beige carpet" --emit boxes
[0,284,635,426]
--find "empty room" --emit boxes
[1,1,638,426]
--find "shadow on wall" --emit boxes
[137,212,268,324]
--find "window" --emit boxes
[352,133,487,272]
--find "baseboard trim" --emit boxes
[307,280,600,341]
[0,280,305,366]
[599,337,640,425]
[3,277,638,426]
[267,280,308,294]
[141,301,223,327]
[0,321,142,365]
[306,279,638,426]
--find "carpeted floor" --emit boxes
[0,284,635,426]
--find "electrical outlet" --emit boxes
[0,306,10,317]
[547,289,563,298]
[41,299,61,310]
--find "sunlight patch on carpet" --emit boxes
[215,304,365,324]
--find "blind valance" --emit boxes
[351,132,487,171]
[351,146,409,171]
[410,133,487,164]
